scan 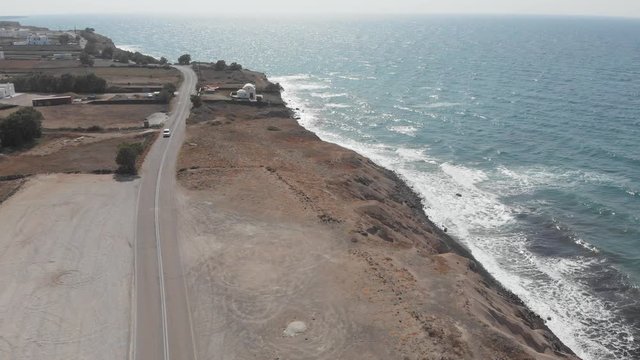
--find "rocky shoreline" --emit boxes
[176,64,580,359]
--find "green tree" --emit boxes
[159,57,168,65]
[178,54,191,65]
[0,107,43,148]
[157,89,172,104]
[58,34,71,45]
[115,51,129,63]
[228,62,242,71]
[84,41,98,56]
[214,60,227,71]
[101,46,114,59]
[115,143,143,175]
[79,52,94,66]
[163,83,177,94]
[190,95,202,108]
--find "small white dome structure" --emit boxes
[231,83,257,101]
[242,83,256,100]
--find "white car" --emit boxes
[162,128,171,138]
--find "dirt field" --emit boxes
[0,131,155,176]
[42,66,181,86]
[37,104,167,129]
[0,178,25,204]
[176,93,578,359]
[194,64,276,91]
[0,60,181,86]
[0,174,136,360]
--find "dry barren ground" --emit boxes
[176,98,578,359]
[0,131,156,177]
[0,174,137,360]
[37,104,167,129]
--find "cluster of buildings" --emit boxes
[0,26,53,45]
[12,34,52,46]
[0,83,15,98]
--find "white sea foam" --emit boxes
[325,103,351,109]
[310,92,348,99]
[496,165,631,195]
[388,125,418,136]
[417,102,462,109]
[116,44,142,52]
[395,147,436,164]
[275,74,638,359]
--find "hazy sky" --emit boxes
[5,0,640,18]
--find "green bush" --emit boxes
[115,142,144,175]
[228,62,242,71]
[178,54,191,65]
[0,107,43,148]
[10,73,107,94]
[79,51,94,66]
[214,60,227,71]
[190,95,202,108]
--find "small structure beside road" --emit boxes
[230,83,263,102]
[32,96,72,107]
[0,83,15,98]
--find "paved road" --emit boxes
[133,66,197,360]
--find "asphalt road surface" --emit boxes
[133,65,197,360]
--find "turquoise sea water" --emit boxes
[24,14,640,359]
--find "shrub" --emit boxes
[58,34,71,45]
[190,95,202,108]
[265,82,282,92]
[10,73,107,94]
[115,142,143,175]
[79,51,94,66]
[178,54,191,65]
[163,83,177,94]
[228,62,242,71]
[86,125,103,132]
[101,46,114,59]
[214,60,227,71]
[0,107,43,148]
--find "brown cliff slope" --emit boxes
[176,69,579,360]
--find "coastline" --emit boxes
[175,64,580,358]
[0,22,584,357]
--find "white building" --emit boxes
[0,51,4,60]
[231,83,258,101]
[27,34,50,45]
[0,83,15,98]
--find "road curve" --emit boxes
[133,65,197,360]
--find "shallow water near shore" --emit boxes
[25,14,640,359]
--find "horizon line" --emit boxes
[3,12,640,21]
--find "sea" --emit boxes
[22,14,640,360]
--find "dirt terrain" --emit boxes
[176,70,579,359]
[37,103,167,129]
[0,174,136,360]
[0,61,181,87]
[0,131,155,177]
[0,178,25,204]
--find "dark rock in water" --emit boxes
[456,193,462,197]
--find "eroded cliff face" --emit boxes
[177,68,579,359]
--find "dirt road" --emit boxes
[0,174,137,360]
